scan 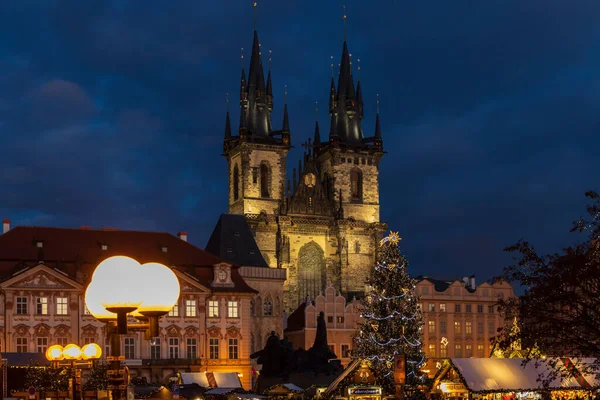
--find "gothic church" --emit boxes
[222,25,387,311]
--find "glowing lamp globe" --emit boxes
[85,281,117,321]
[62,344,82,360]
[138,262,181,337]
[81,343,102,360]
[46,345,64,361]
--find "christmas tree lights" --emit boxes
[353,231,427,392]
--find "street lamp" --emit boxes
[45,343,102,400]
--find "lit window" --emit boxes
[186,338,197,359]
[169,338,179,359]
[428,320,436,334]
[477,344,484,358]
[439,303,446,312]
[209,338,219,359]
[465,322,472,335]
[208,300,219,318]
[37,297,48,315]
[16,297,28,315]
[16,337,28,352]
[428,344,436,357]
[186,300,197,317]
[56,297,68,315]
[168,304,179,317]
[466,344,473,357]
[428,303,435,312]
[228,301,239,318]
[124,337,135,359]
[454,321,461,334]
[37,337,48,354]
[455,344,462,357]
[151,338,161,359]
[229,338,239,359]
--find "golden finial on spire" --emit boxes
[376,93,380,114]
[315,101,318,120]
[343,4,347,40]
[284,85,288,104]
[253,2,258,31]
[349,53,352,67]
[330,55,334,78]
[357,58,361,79]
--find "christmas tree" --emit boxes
[353,231,426,392]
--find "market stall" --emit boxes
[432,358,589,400]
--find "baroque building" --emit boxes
[222,27,387,311]
[0,222,261,389]
[415,276,515,377]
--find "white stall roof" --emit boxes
[451,358,581,392]
[571,358,600,388]
[213,372,243,388]
[180,372,210,387]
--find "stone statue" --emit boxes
[313,311,329,350]
[251,331,286,376]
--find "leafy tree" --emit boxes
[500,191,600,359]
[83,362,108,391]
[24,364,69,392]
[353,231,426,394]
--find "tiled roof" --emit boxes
[0,226,255,293]
[205,214,269,268]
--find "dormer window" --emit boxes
[234,232,240,237]
[162,246,168,253]
[36,241,43,248]
[101,244,108,251]
[226,248,233,253]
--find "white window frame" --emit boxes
[169,337,179,359]
[185,300,197,317]
[227,301,239,318]
[56,297,68,315]
[208,300,219,318]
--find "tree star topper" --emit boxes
[380,231,402,246]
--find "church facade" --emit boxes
[222,28,387,311]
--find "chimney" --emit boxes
[470,275,476,290]
[178,232,188,242]
[2,219,10,234]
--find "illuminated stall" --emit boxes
[431,358,589,400]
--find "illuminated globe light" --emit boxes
[92,256,144,333]
[45,345,64,361]
[85,281,117,321]
[138,262,181,337]
[81,343,102,360]
[62,344,83,360]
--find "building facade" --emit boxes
[0,223,261,389]
[284,285,362,367]
[416,276,515,377]
[222,26,387,311]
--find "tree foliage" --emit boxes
[24,364,69,392]
[83,362,108,391]
[499,191,600,359]
[353,232,426,393]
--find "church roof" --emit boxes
[0,226,255,293]
[205,214,269,268]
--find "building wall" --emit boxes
[416,278,516,377]
[285,285,362,368]
[0,264,255,389]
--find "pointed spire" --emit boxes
[266,49,273,98]
[282,85,290,133]
[314,102,321,147]
[293,168,297,191]
[343,5,347,41]
[374,94,381,139]
[356,79,363,120]
[224,94,232,140]
[239,106,247,133]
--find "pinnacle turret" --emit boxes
[224,110,232,140]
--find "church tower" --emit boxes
[223,29,291,217]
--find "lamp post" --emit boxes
[45,343,102,400]
[84,256,180,399]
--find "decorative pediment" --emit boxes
[1,264,83,291]
[54,324,71,338]
[212,263,234,288]
[34,323,51,337]
[173,270,211,294]
[81,324,97,337]
[207,326,222,339]
[225,326,242,340]
[184,326,199,337]
[14,324,30,337]
[166,325,181,337]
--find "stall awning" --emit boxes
[450,358,582,393]
[179,372,242,388]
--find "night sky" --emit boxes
[1,1,599,283]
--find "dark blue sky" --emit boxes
[1,1,599,282]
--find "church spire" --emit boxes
[224,94,231,140]
[282,86,290,133]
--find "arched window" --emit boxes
[263,298,273,316]
[350,169,363,201]
[260,163,270,198]
[233,165,240,201]
[297,241,326,304]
